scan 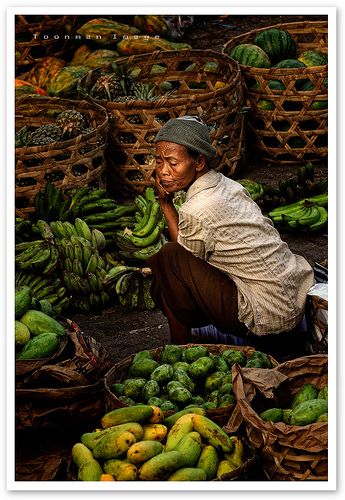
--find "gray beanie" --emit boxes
[154,116,216,163]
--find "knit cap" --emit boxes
[154,115,216,163]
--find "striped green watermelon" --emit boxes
[228,43,271,68]
[253,28,296,64]
[247,80,286,110]
[274,59,306,69]
[301,78,328,109]
[297,50,328,67]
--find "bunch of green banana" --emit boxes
[237,179,265,200]
[103,265,156,311]
[269,194,328,232]
[15,271,70,315]
[34,182,70,222]
[47,218,112,312]
[113,187,166,261]
[15,217,36,244]
[15,239,60,274]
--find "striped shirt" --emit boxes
[177,170,315,335]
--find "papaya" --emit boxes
[47,65,90,97]
[117,37,173,55]
[173,361,190,373]
[15,79,47,97]
[82,422,144,449]
[167,380,193,405]
[93,429,136,459]
[15,320,30,348]
[172,368,195,393]
[147,396,164,407]
[218,394,236,408]
[123,378,147,401]
[226,436,245,467]
[196,444,219,480]
[132,349,154,363]
[150,364,174,385]
[291,383,319,409]
[216,459,238,479]
[17,332,60,360]
[142,380,160,401]
[317,413,328,423]
[189,356,215,379]
[259,407,284,422]
[183,346,209,363]
[83,49,119,69]
[205,371,227,393]
[19,310,65,337]
[26,57,66,90]
[162,344,183,364]
[138,450,184,480]
[71,443,94,468]
[129,358,159,378]
[142,423,168,442]
[159,400,179,412]
[15,286,32,319]
[77,459,103,481]
[70,44,93,65]
[99,473,115,481]
[103,459,138,480]
[175,432,202,467]
[101,405,153,428]
[164,407,206,428]
[133,15,172,39]
[127,440,163,464]
[210,355,228,373]
[168,467,207,481]
[222,349,247,367]
[147,405,164,424]
[318,385,328,401]
[165,414,195,451]
[109,382,124,397]
[288,398,328,426]
[77,18,140,46]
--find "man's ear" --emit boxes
[195,155,207,172]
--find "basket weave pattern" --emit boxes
[78,49,245,195]
[15,15,73,71]
[223,21,328,164]
[15,96,109,217]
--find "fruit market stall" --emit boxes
[13,13,329,483]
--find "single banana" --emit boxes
[86,253,100,274]
[132,202,162,238]
[103,265,139,286]
[63,221,78,239]
[115,271,134,296]
[72,242,84,267]
[42,244,60,275]
[91,228,107,251]
[75,218,93,242]
[309,206,328,232]
[129,219,165,248]
[82,242,93,269]
[36,220,54,240]
[132,201,153,233]
[73,258,85,278]
[64,258,73,273]
[86,272,99,293]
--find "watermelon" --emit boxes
[228,43,271,68]
[253,28,296,64]
[297,50,328,67]
[274,59,306,69]
[248,79,286,110]
[301,78,328,110]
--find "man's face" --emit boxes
[155,141,199,193]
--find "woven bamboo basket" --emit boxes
[223,20,328,164]
[15,15,74,72]
[306,295,328,354]
[226,354,328,480]
[103,343,278,427]
[15,95,109,217]
[78,49,245,196]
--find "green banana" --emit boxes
[132,202,161,237]
[76,188,107,207]
[144,187,156,203]
[115,271,134,296]
[113,231,138,252]
[42,245,60,275]
[297,206,321,227]
[68,186,92,210]
[129,278,140,310]
[17,246,51,270]
[74,218,93,241]
[81,241,93,267]
[62,271,74,292]
[72,242,84,267]
[15,240,44,252]
[89,293,101,310]
[143,277,155,310]
[101,290,111,306]
[309,206,328,232]
[79,199,119,215]
[281,206,310,223]
[70,273,91,296]
[15,241,45,263]
[64,258,73,272]
[73,258,85,278]
[132,201,153,232]
[119,238,164,261]
[62,221,78,239]
[53,296,70,313]
[134,195,148,215]
[86,272,100,293]
[91,229,107,251]
[36,220,54,240]
[85,253,99,274]
[34,279,62,300]
[129,219,165,248]
[103,265,139,286]
[95,266,107,281]
[30,276,53,296]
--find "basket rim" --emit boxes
[15,95,109,153]
[223,20,328,71]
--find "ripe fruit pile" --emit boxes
[109,345,273,412]
[259,383,328,425]
[71,405,248,481]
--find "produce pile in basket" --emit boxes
[223,21,328,163]
[70,405,255,481]
[104,344,278,427]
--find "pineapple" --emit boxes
[27,125,63,146]
[15,126,30,148]
[56,110,86,139]
[91,74,125,100]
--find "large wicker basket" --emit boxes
[225,354,328,481]
[15,95,109,217]
[15,15,74,72]
[223,20,328,164]
[103,343,278,427]
[78,49,245,196]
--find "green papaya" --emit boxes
[222,349,247,367]
[189,357,215,379]
[173,368,195,393]
[15,285,32,319]
[129,358,159,378]
[248,351,272,368]
[205,371,227,393]
[150,364,174,385]
[259,407,284,422]
[19,310,65,337]
[218,394,235,407]
[167,381,193,406]
[162,344,183,364]
[142,380,160,401]
[211,354,229,372]
[173,361,190,373]
[318,385,328,401]
[17,332,60,360]
[183,346,209,363]
[109,383,124,397]
[132,349,154,363]
[291,384,319,409]
[15,320,30,348]
[288,399,328,425]
[123,378,147,401]
[316,413,328,422]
